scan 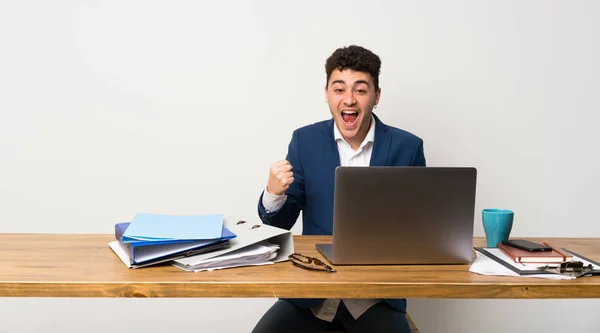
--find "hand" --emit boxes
[266,160,294,196]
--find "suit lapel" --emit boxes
[324,119,341,169]
[369,113,391,166]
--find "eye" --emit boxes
[356,89,366,94]
[335,89,344,93]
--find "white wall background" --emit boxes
[1,0,599,332]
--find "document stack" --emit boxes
[109,213,236,268]
[108,214,295,271]
[471,243,600,279]
[172,241,280,272]
[171,218,295,272]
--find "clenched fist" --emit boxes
[266,160,294,196]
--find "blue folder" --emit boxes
[121,213,225,243]
[115,222,236,265]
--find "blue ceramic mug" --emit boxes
[482,209,514,248]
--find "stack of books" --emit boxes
[497,241,574,264]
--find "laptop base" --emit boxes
[315,243,334,264]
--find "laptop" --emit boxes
[316,166,477,265]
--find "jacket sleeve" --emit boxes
[410,138,426,167]
[257,129,305,230]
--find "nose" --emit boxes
[343,91,356,106]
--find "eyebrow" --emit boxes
[331,80,371,87]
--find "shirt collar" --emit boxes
[333,114,376,149]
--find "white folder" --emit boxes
[172,218,294,270]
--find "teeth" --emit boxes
[342,111,358,115]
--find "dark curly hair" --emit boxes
[325,45,382,91]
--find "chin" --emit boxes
[341,128,360,138]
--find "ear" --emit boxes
[374,88,381,106]
[324,85,329,103]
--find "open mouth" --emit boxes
[341,110,359,127]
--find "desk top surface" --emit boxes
[1,234,600,298]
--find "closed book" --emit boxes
[498,242,573,263]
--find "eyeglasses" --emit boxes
[288,253,336,273]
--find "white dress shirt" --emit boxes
[262,115,382,322]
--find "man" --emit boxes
[252,45,425,333]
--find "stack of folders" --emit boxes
[108,213,236,268]
[108,214,295,271]
[171,219,295,272]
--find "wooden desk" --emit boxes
[1,234,599,298]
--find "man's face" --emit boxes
[325,69,380,145]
